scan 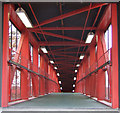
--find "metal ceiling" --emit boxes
[14,2,108,92]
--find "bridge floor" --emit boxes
[7,93,111,109]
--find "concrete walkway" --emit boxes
[7,93,111,109]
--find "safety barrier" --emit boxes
[8,49,60,102]
[76,48,112,102]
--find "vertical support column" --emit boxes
[1,4,9,107]
[21,32,29,99]
[0,1,2,107]
[117,2,120,108]
[111,3,119,108]
[40,55,45,95]
[96,31,105,100]
[44,59,48,94]
[32,46,39,97]
[48,65,53,93]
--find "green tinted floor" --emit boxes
[9,93,110,109]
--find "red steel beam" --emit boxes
[34,3,108,27]
[81,3,92,41]
[54,58,78,60]
[48,46,77,52]
[81,6,102,55]
[29,4,59,69]
[28,27,97,31]
[39,41,89,46]
[33,31,81,42]
[73,4,91,68]
[53,51,85,54]
[54,54,77,58]
[92,6,102,27]
[59,3,64,35]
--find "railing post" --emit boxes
[32,46,39,97]
[1,4,9,107]
[21,32,29,100]
[111,3,119,108]
[0,1,3,107]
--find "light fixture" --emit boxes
[60,87,62,90]
[75,70,77,73]
[50,60,54,64]
[40,47,48,53]
[57,73,60,76]
[76,64,80,67]
[54,67,57,70]
[16,7,33,28]
[72,90,74,92]
[79,55,84,60]
[74,77,76,80]
[73,84,75,87]
[59,81,61,84]
[85,32,94,43]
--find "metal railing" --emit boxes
[8,49,60,101]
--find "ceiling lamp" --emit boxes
[54,67,57,70]
[85,32,94,43]
[59,81,61,84]
[50,60,54,64]
[60,87,62,90]
[74,77,76,80]
[79,55,84,60]
[40,47,48,53]
[76,64,80,67]
[75,70,77,73]
[73,84,75,87]
[57,73,60,76]
[16,7,33,28]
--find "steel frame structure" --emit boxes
[0,2,119,109]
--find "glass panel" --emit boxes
[105,71,109,99]
[38,54,40,68]
[11,70,21,100]
[104,24,112,100]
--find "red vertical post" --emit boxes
[44,59,48,94]
[2,4,9,107]
[49,65,53,93]
[40,55,45,95]
[96,31,106,100]
[90,44,96,97]
[32,46,39,97]
[21,32,29,99]
[111,3,119,108]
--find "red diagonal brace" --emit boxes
[28,27,97,31]
[34,31,81,42]
[34,3,108,27]
[39,41,89,46]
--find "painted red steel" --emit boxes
[73,3,91,69]
[34,3,108,27]
[21,32,30,100]
[2,4,9,107]
[2,4,60,107]
[28,3,59,70]
[75,4,119,108]
[111,3,119,108]
[28,27,97,31]
[39,41,89,46]
[34,31,81,42]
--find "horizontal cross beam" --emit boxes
[34,3,108,27]
[53,51,85,54]
[33,31,81,42]
[28,27,97,31]
[39,41,89,46]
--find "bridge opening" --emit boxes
[0,2,119,110]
